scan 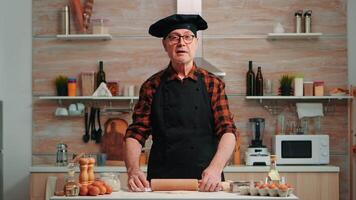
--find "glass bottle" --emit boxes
[255,66,264,96]
[64,162,79,196]
[268,155,280,184]
[246,61,255,96]
[96,61,106,89]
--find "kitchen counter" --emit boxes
[30,165,339,173]
[50,191,298,200]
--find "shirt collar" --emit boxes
[165,62,198,82]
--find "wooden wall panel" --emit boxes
[33,0,176,36]
[32,0,349,199]
[203,0,346,35]
[33,38,169,95]
[203,38,347,95]
[201,1,348,199]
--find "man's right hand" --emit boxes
[127,168,150,192]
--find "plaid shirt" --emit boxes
[125,63,236,146]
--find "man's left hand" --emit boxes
[199,166,222,192]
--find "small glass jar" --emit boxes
[107,81,118,96]
[67,78,77,96]
[100,173,121,191]
[91,18,109,34]
[314,81,324,96]
[303,81,314,96]
[64,175,79,196]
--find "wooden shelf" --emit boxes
[56,34,112,40]
[37,96,138,100]
[267,33,323,39]
[246,95,352,100]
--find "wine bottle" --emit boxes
[268,155,280,184]
[255,66,263,96]
[96,61,106,88]
[246,61,255,96]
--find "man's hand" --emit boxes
[198,166,222,192]
[127,168,150,192]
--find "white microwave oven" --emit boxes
[272,135,329,165]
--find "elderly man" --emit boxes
[124,14,236,192]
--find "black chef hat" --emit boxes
[149,14,208,38]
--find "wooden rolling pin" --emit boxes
[151,179,198,191]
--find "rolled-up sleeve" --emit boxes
[210,78,236,138]
[125,81,154,146]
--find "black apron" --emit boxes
[147,70,222,180]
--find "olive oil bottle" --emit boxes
[96,61,106,89]
[246,61,255,96]
[268,155,280,184]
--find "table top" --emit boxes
[50,191,298,200]
[31,165,339,173]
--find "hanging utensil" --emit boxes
[95,108,102,144]
[90,107,96,141]
[82,108,90,143]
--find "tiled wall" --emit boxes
[32,0,349,199]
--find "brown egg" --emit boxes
[268,183,277,189]
[92,180,104,187]
[98,185,107,195]
[105,185,113,194]
[79,186,88,196]
[88,186,100,196]
[278,184,288,191]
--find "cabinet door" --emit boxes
[30,173,66,200]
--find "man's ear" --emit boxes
[162,39,168,52]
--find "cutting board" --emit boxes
[101,118,128,162]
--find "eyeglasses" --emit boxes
[166,34,196,44]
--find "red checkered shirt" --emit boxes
[125,64,236,146]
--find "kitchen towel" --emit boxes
[92,82,112,97]
[296,103,324,119]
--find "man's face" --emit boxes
[162,29,198,65]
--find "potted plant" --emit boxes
[279,75,294,96]
[55,75,68,96]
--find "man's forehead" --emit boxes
[168,29,194,35]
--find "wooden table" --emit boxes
[50,191,298,200]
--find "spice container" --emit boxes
[81,72,95,96]
[304,10,312,33]
[314,81,324,96]
[91,18,109,34]
[293,75,304,96]
[67,78,77,96]
[64,162,79,196]
[107,81,119,96]
[295,10,303,33]
[303,81,313,96]
[61,5,70,35]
